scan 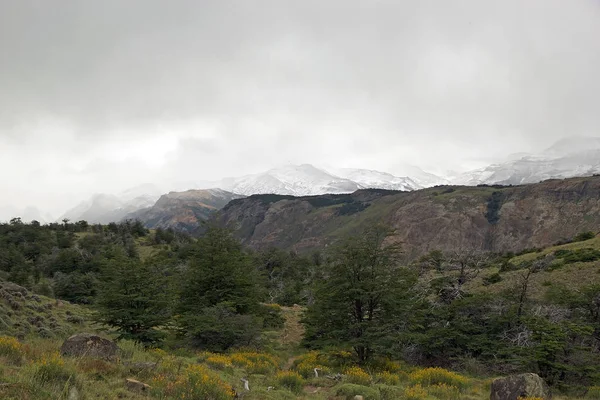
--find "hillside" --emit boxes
[214,176,600,259]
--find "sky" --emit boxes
[1,0,599,219]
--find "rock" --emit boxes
[60,333,118,360]
[490,373,552,400]
[68,386,80,400]
[123,361,158,373]
[353,396,364,400]
[126,378,151,393]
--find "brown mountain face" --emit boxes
[126,189,244,234]
[212,176,600,260]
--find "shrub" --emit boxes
[336,383,381,400]
[229,352,279,374]
[324,350,354,370]
[586,386,600,399]
[257,304,285,329]
[294,351,330,378]
[376,384,404,400]
[345,366,372,386]
[33,352,75,388]
[152,364,235,399]
[574,231,596,242]
[275,371,304,393]
[427,383,461,399]
[563,248,600,263]
[404,384,428,400]
[483,272,502,286]
[375,371,400,385]
[0,336,23,365]
[409,367,468,389]
[205,354,233,370]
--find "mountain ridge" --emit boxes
[212,175,600,260]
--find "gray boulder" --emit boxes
[490,373,551,400]
[60,333,118,360]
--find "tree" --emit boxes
[177,226,262,351]
[437,250,490,304]
[303,225,419,363]
[95,250,172,345]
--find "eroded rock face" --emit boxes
[60,333,118,360]
[490,373,552,400]
[214,176,600,259]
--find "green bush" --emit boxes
[376,384,404,400]
[555,248,600,264]
[336,383,381,400]
[483,273,502,286]
[275,371,304,394]
[574,231,596,242]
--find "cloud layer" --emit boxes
[1,0,599,217]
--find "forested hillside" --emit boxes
[1,217,600,398]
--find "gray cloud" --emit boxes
[1,0,599,217]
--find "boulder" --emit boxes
[126,378,151,393]
[490,373,551,400]
[123,361,158,373]
[60,333,118,360]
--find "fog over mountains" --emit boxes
[34,136,597,224]
[2,136,599,225]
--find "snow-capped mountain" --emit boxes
[453,137,600,186]
[216,164,362,196]
[206,164,422,196]
[390,164,450,187]
[329,168,421,191]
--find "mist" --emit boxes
[1,0,599,219]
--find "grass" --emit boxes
[0,331,591,399]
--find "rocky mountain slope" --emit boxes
[213,176,600,259]
[126,188,243,234]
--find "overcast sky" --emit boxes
[1,0,599,218]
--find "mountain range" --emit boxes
[17,136,600,226]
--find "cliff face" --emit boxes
[213,176,600,259]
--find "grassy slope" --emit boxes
[467,236,600,300]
